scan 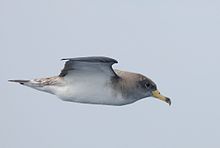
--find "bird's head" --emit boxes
[139,76,171,105]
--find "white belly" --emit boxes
[55,78,135,106]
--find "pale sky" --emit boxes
[1,0,220,147]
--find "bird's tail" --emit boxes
[8,79,42,87]
[9,77,60,87]
[9,77,61,94]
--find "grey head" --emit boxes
[114,69,171,105]
[136,75,171,105]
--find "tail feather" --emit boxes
[9,78,59,94]
[8,80,30,85]
[8,77,59,87]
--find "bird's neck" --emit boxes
[113,70,143,100]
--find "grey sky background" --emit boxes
[0,0,220,147]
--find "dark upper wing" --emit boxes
[59,56,119,78]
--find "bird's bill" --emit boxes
[152,90,171,105]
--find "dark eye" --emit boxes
[145,83,150,88]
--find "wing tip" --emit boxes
[61,58,68,61]
[8,79,30,85]
[60,56,118,63]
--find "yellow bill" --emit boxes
[152,90,171,105]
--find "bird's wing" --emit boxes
[59,56,119,78]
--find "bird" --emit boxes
[9,56,171,106]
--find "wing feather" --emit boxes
[59,56,118,78]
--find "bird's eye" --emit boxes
[145,83,150,88]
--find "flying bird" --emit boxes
[9,56,171,106]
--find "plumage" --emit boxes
[59,56,118,78]
[9,56,171,106]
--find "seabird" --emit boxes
[9,56,171,106]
